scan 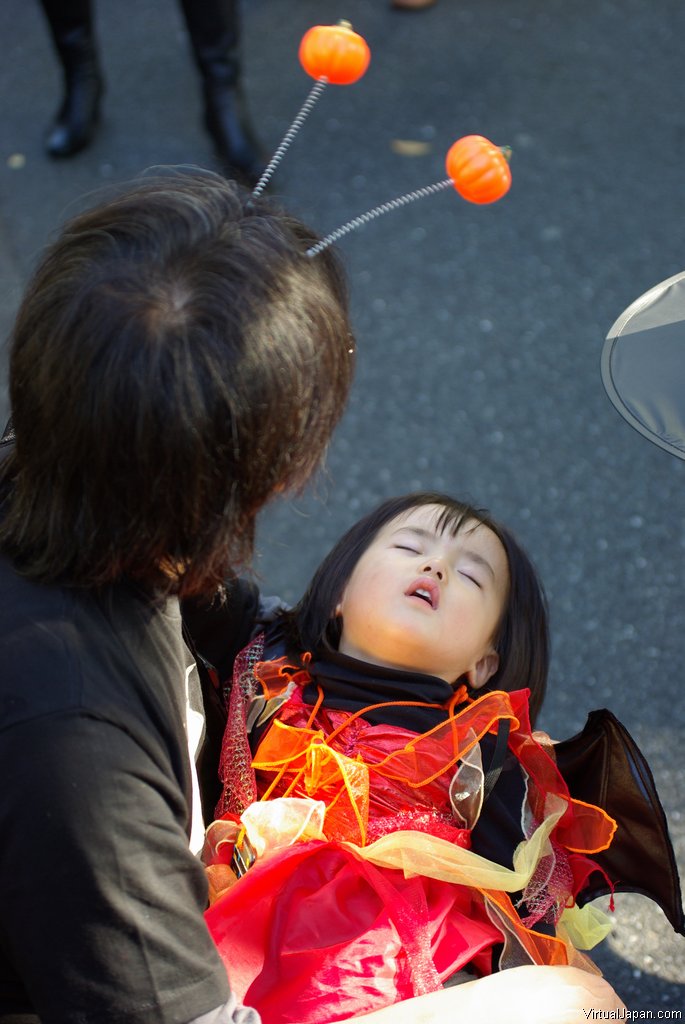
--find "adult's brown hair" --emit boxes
[0,169,354,596]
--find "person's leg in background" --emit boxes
[38,0,104,157]
[36,0,263,182]
[178,0,265,186]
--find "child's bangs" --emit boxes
[432,500,489,539]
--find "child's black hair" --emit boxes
[287,492,549,723]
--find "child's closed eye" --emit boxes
[459,569,482,588]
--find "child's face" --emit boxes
[337,504,509,687]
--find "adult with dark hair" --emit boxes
[0,168,354,1024]
[37,0,264,184]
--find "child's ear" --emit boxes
[335,601,343,617]
[465,650,499,690]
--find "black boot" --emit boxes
[178,0,266,187]
[40,0,103,158]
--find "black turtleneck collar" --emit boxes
[302,648,460,731]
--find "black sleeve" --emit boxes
[0,713,232,1024]
[469,736,526,869]
[181,578,261,686]
[181,578,261,820]
[470,736,556,940]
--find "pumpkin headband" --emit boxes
[252,20,513,256]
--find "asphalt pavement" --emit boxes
[1,0,684,1010]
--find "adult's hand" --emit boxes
[345,964,626,1023]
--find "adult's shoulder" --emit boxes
[0,553,188,747]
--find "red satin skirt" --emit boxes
[205,838,502,1024]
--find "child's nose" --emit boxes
[422,561,444,581]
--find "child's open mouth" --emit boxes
[405,577,439,610]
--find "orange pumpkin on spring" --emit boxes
[446,135,512,205]
[299,21,371,86]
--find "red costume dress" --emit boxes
[203,637,618,1024]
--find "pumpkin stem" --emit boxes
[499,145,513,163]
[337,20,353,29]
